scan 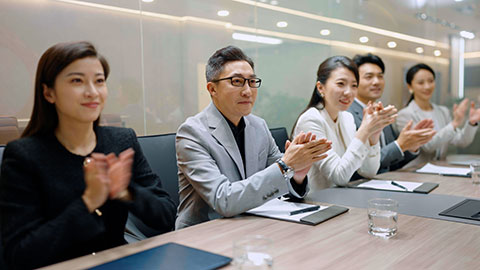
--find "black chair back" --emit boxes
[0,145,4,168]
[137,133,179,206]
[269,127,288,153]
[0,145,7,269]
[126,133,179,240]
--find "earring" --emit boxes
[408,89,413,94]
[320,92,324,98]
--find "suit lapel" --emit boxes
[351,100,363,118]
[207,103,246,179]
[243,117,256,178]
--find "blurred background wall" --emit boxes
[1,0,479,153]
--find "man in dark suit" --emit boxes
[348,53,435,173]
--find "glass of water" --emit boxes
[368,198,398,238]
[233,235,273,270]
[470,162,480,185]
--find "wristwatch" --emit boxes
[276,158,295,180]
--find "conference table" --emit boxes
[41,162,480,270]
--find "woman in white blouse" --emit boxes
[395,63,480,168]
[292,56,397,191]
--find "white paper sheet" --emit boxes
[357,180,422,192]
[246,198,328,222]
[416,162,471,176]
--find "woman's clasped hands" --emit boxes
[82,148,135,213]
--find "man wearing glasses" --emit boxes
[175,46,331,229]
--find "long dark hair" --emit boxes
[405,63,435,105]
[290,56,358,138]
[22,41,110,138]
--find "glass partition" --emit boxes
[1,0,478,153]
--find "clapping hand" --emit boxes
[469,101,480,125]
[283,132,331,184]
[82,148,135,212]
[452,99,469,128]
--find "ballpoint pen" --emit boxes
[290,205,320,215]
[391,181,408,191]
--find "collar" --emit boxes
[354,98,367,108]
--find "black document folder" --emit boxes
[439,199,480,221]
[89,242,232,270]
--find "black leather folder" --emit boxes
[439,199,480,221]
[300,205,349,225]
[89,242,232,270]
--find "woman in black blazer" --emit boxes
[0,41,176,269]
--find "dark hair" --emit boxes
[405,63,435,104]
[22,41,110,138]
[205,45,254,82]
[353,53,385,73]
[290,56,358,138]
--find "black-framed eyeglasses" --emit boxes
[212,76,262,88]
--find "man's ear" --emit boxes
[43,84,56,104]
[206,81,217,97]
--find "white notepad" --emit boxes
[246,198,328,222]
[357,180,422,192]
[416,163,470,176]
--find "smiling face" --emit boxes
[43,57,107,126]
[357,63,385,104]
[409,69,435,104]
[207,60,258,125]
[318,67,358,121]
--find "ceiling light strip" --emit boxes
[232,25,448,64]
[232,0,449,49]
[464,51,480,59]
[52,0,448,64]
[55,0,141,15]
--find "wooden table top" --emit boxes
[41,204,480,270]
[40,158,480,269]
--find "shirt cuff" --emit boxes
[393,141,405,157]
[287,176,309,198]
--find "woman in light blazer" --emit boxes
[395,63,480,168]
[292,56,397,192]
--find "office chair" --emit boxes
[0,145,8,269]
[0,116,20,145]
[269,127,289,153]
[126,133,179,240]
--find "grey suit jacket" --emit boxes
[347,100,416,173]
[175,103,305,229]
[394,101,478,168]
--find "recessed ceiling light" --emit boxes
[270,0,279,5]
[416,47,424,54]
[276,21,288,28]
[387,41,397,48]
[320,29,330,36]
[359,36,369,43]
[217,10,229,17]
[460,30,475,39]
[434,50,441,56]
[142,0,154,2]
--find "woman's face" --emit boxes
[318,67,357,118]
[43,57,107,125]
[409,69,435,103]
